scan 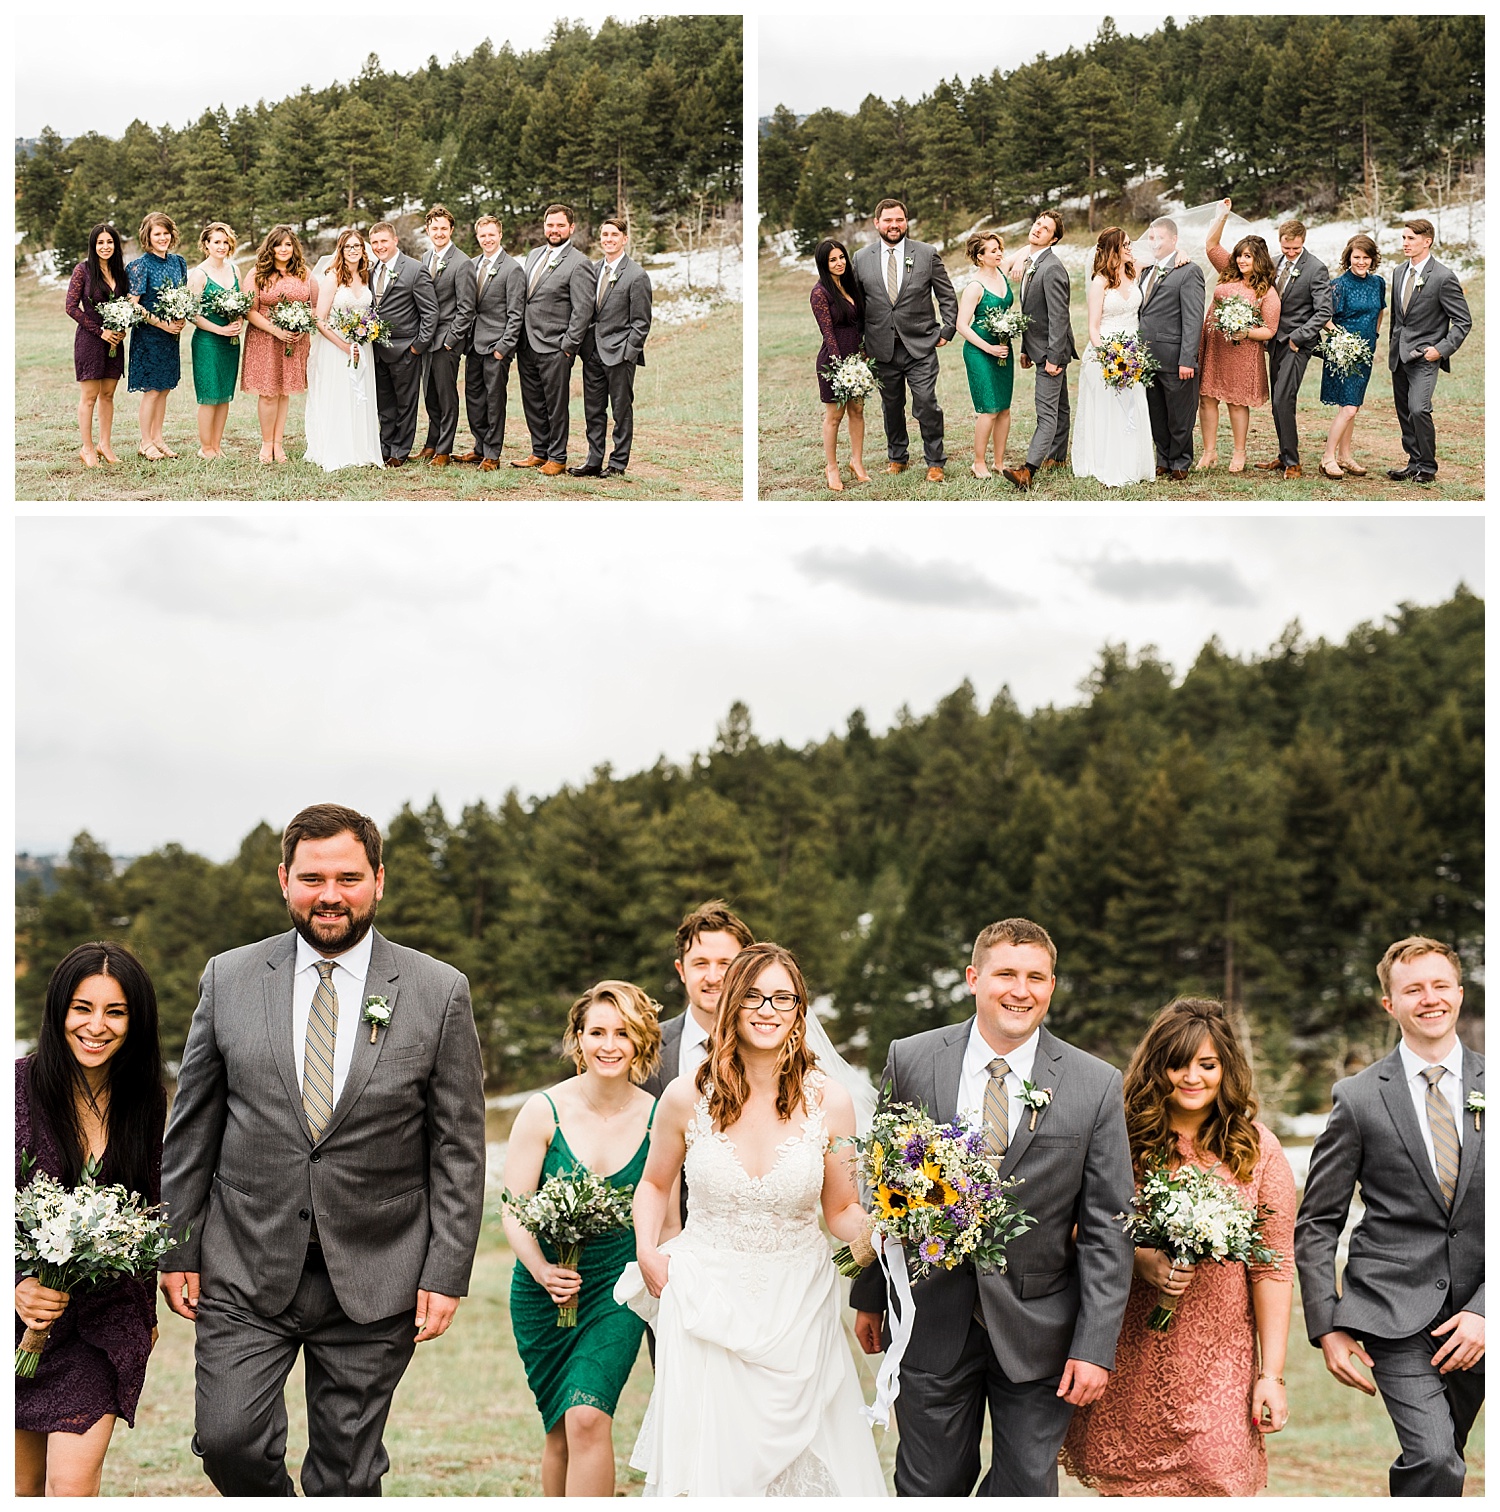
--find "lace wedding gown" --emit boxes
[304,280,382,470]
[1073,277,1155,487]
[617,1072,888,1497]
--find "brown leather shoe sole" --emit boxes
[511,455,545,468]
[1001,466,1032,491]
[1254,459,1283,470]
[452,451,482,464]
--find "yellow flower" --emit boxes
[875,1184,909,1221]
[870,1142,884,1184]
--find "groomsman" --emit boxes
[1296,936,1484,1496]
[417,205,471,468]
[1004,212,1078,492]
[569,213,653,479]
[368,222,438,467]
[451,215,525,471]
[513,204,595,476]
[1255,219,1332,481]
[1137,216,1205,481]
[1386,219,1472,484]
[852,198,958,483]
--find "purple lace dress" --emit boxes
[14,1058,164,1433]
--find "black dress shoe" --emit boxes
[567,463,603,477]
[1414,471,1437,484]
[1386,466,1417,480]
[604,466,628,478]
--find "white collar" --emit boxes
[378,251,399,267]
[1028,245,1050,265]
[963,1018,1041,1083]
[1280,251,1302,268]
[1398,1036,1464,1085]
[682,1010,711,1052]
[1407,254,1432,278]
[294,927,375,984]
[882,237,906,259]
[602,253,626,274]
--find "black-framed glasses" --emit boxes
[740,990,800,1013]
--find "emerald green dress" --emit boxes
[509,1095,652,1431]
[963,279,1016,414]
[191,272,243,405]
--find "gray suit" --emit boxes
[420,245,472,456]
[1137,258,1206,473]
[849,1021,1134,1496]
[517,241,596,462]
[580,254,652,471]
[1017,247,1078,468]
[639,1012,692,1228]
[1387,257,1471,476]
[853,237,958,467]
[371,251,440,461]
[454,250,526,461]
[1295,1045,1484,1495]
[1267,250,1332,467]
[160,928,486,1496]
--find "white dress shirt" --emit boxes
[292,929,375,1111]
[1398,1038,1465,1178]
[1400,254,1432,307]
[880,237,907,299]
[374,252,398,293]
[597,253,626,303]
[678,1010,711,1082]
[955,1020,1041,1142]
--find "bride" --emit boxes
[619,942,887,1497]
[1073,225,1155,487]
[304,227,382,469]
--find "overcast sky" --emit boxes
[759,14,1172,116]
[15,511,1481,861]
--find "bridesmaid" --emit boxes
[64,223,127,467]
[1317,234,1386,480]
[186,222,245,459]
[955,231,1015,479]
[1197,200,1280,473]
[1061,997,1295,1496]
[126,212,189,460]
[810,239,868,492]
[15,943,167,1497]
[241,224,315,463]
[501,981,663,1497]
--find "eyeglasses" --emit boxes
[740,990,800,1014]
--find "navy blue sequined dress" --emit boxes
[1319,270,1385,408]
[127,252,189,393]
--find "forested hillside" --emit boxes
[16,591,1482,1102]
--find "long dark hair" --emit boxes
[28,942,165,1198]
[814,239,865,321]
[84,222,127,304]
[1221,235,1277,298]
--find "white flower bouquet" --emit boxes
[271,298,316,357]
[1316,324,1375,378]
[96,297,140,337]
[1120,1161,1279,1331]
[820,350,881,405]
[15,1153,180,1377]
[1212,294,1262,344]
[151,282,199,326]
[978,304,1030,345]
[500,1167,635,1326]
[205,286,255,345]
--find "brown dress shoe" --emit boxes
[418,447,435,460]
[1040,459,1063,470]
[478,458,499,472]
[925,466,945,482]
[1254,458,1283,471]
[430,453,449,468]
[540,460,566,476]
[1282,464,1303,480]
[384,456,406,468]
[1002,464,1033,491]
[886,460,908,474]
[452,450,482,464]
[1168,468,1189,482]
[511,455,545,468]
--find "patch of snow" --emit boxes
[643,240,741,326]
[27,248,66,287]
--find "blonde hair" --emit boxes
[1377,936,1462,997]
[198,221,237,258]
[563,980,662,1083]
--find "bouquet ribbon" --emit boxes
[862,1232,916,1429]
[1110,386,1139,432]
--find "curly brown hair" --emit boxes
[966,231,1003,265]
[1339,233,1381,274]
[253,224,308,291]
[330,227,371,289]
[562,979,662,1084]
[695,942,816,1130]
[1122,997,1261,1183]
[1091,226,1136,289]
[1219,235,1277,297]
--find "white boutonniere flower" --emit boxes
[434,257,447,275]
[1019,1080,1053,1131]
[1414,275,1426,291]
[1466,1090,1484,1130]
[904,256,914,270]
[362,995,393,1043]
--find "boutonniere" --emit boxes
[1289,267,1300,281]
[362,995,393,1043]
[1414,274,1427,291]
[1466,1091,1484,1131]
[1019,1080,1053,1130]
[433,256,448,275]
[904,256,914,270]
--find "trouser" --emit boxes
[1146,367,1199,471]
[1026,361,1071,468]
[517,340,574,461]
[192,1250,417,1497]
[581,349,638,469]
[464,349,513,460]
[421,345,463,454]
[1268,339,1312,465]
[1363,1318,1485,1496]
[1391,358,1442,473]
[891,1312,1074,1497]
[875,338,945,465]
[373,347,422,461]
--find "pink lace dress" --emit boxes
[1060,1122,1296,1496]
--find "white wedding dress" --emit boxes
[617,1072,888,1497]
[1073,277,1155,487]
[304,279,382,470]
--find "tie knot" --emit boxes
[1422,1064,1446,1088]
[316,960,336,982]
[987,1057,1010,1081]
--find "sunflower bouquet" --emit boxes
[832,1103,1033,1279]
[1089,332,1162,391]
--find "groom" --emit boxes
[1004,212,1077,491]
[369,222,439,466]
[1137,216,1205,480]
[851,917,1134,1496]
[158,803,487,1496]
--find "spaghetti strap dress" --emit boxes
[509,1095,652,1430]
[192,271,244,405]
[963,281,1016,414]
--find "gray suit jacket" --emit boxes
[1272,251,1333,350]
[1387,257,1472,372]
[849,1021,1134,1382]
[852,238,958,362]
[1138,259,1206,370]
[423,245,472,351]
[638,1012,687,1101]
[1018,248,1078,367]
[453,251,526,359]
[159,929,487,1325]
[521,242,595,356]
[1295,1045,1484,1344]
[585,255,652,368]
[370,251,439,356]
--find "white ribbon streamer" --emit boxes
[862,1233,915,1429]
[1110,384,1139,432]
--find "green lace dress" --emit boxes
[510,1095,652,1431]
[191,271,243,405]
[963,280,1016,414]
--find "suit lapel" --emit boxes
[1377,1048,1448,1213]
[264,931,304,1137]
[930,1020,969,1124]
[999,1027,1066,1180]
[316,931,401,1147]
[1452,1048,1484,1210]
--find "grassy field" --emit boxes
[759,250,1485,502]
[102,1212,1483,1496]
[17,277,742,502]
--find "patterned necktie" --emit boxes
[1403,265,1417,312]
[1275,258,1293,296]
[983,1057,1011,1164]
[1422,1065,1460,1207]
[477,257,493,299]
[597,265,609,310]
[375,260,387,300]
[303,960,339,1139]
[1021,256,1036,304]
[529,252,549,294]
[886,248,899,303]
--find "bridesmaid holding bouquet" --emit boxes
[809,239,869,491]
[955,231,1016,479]
[186,222,246,460]
[64,223,128,467]
[241,225,316,463]
[126,212,189,459]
